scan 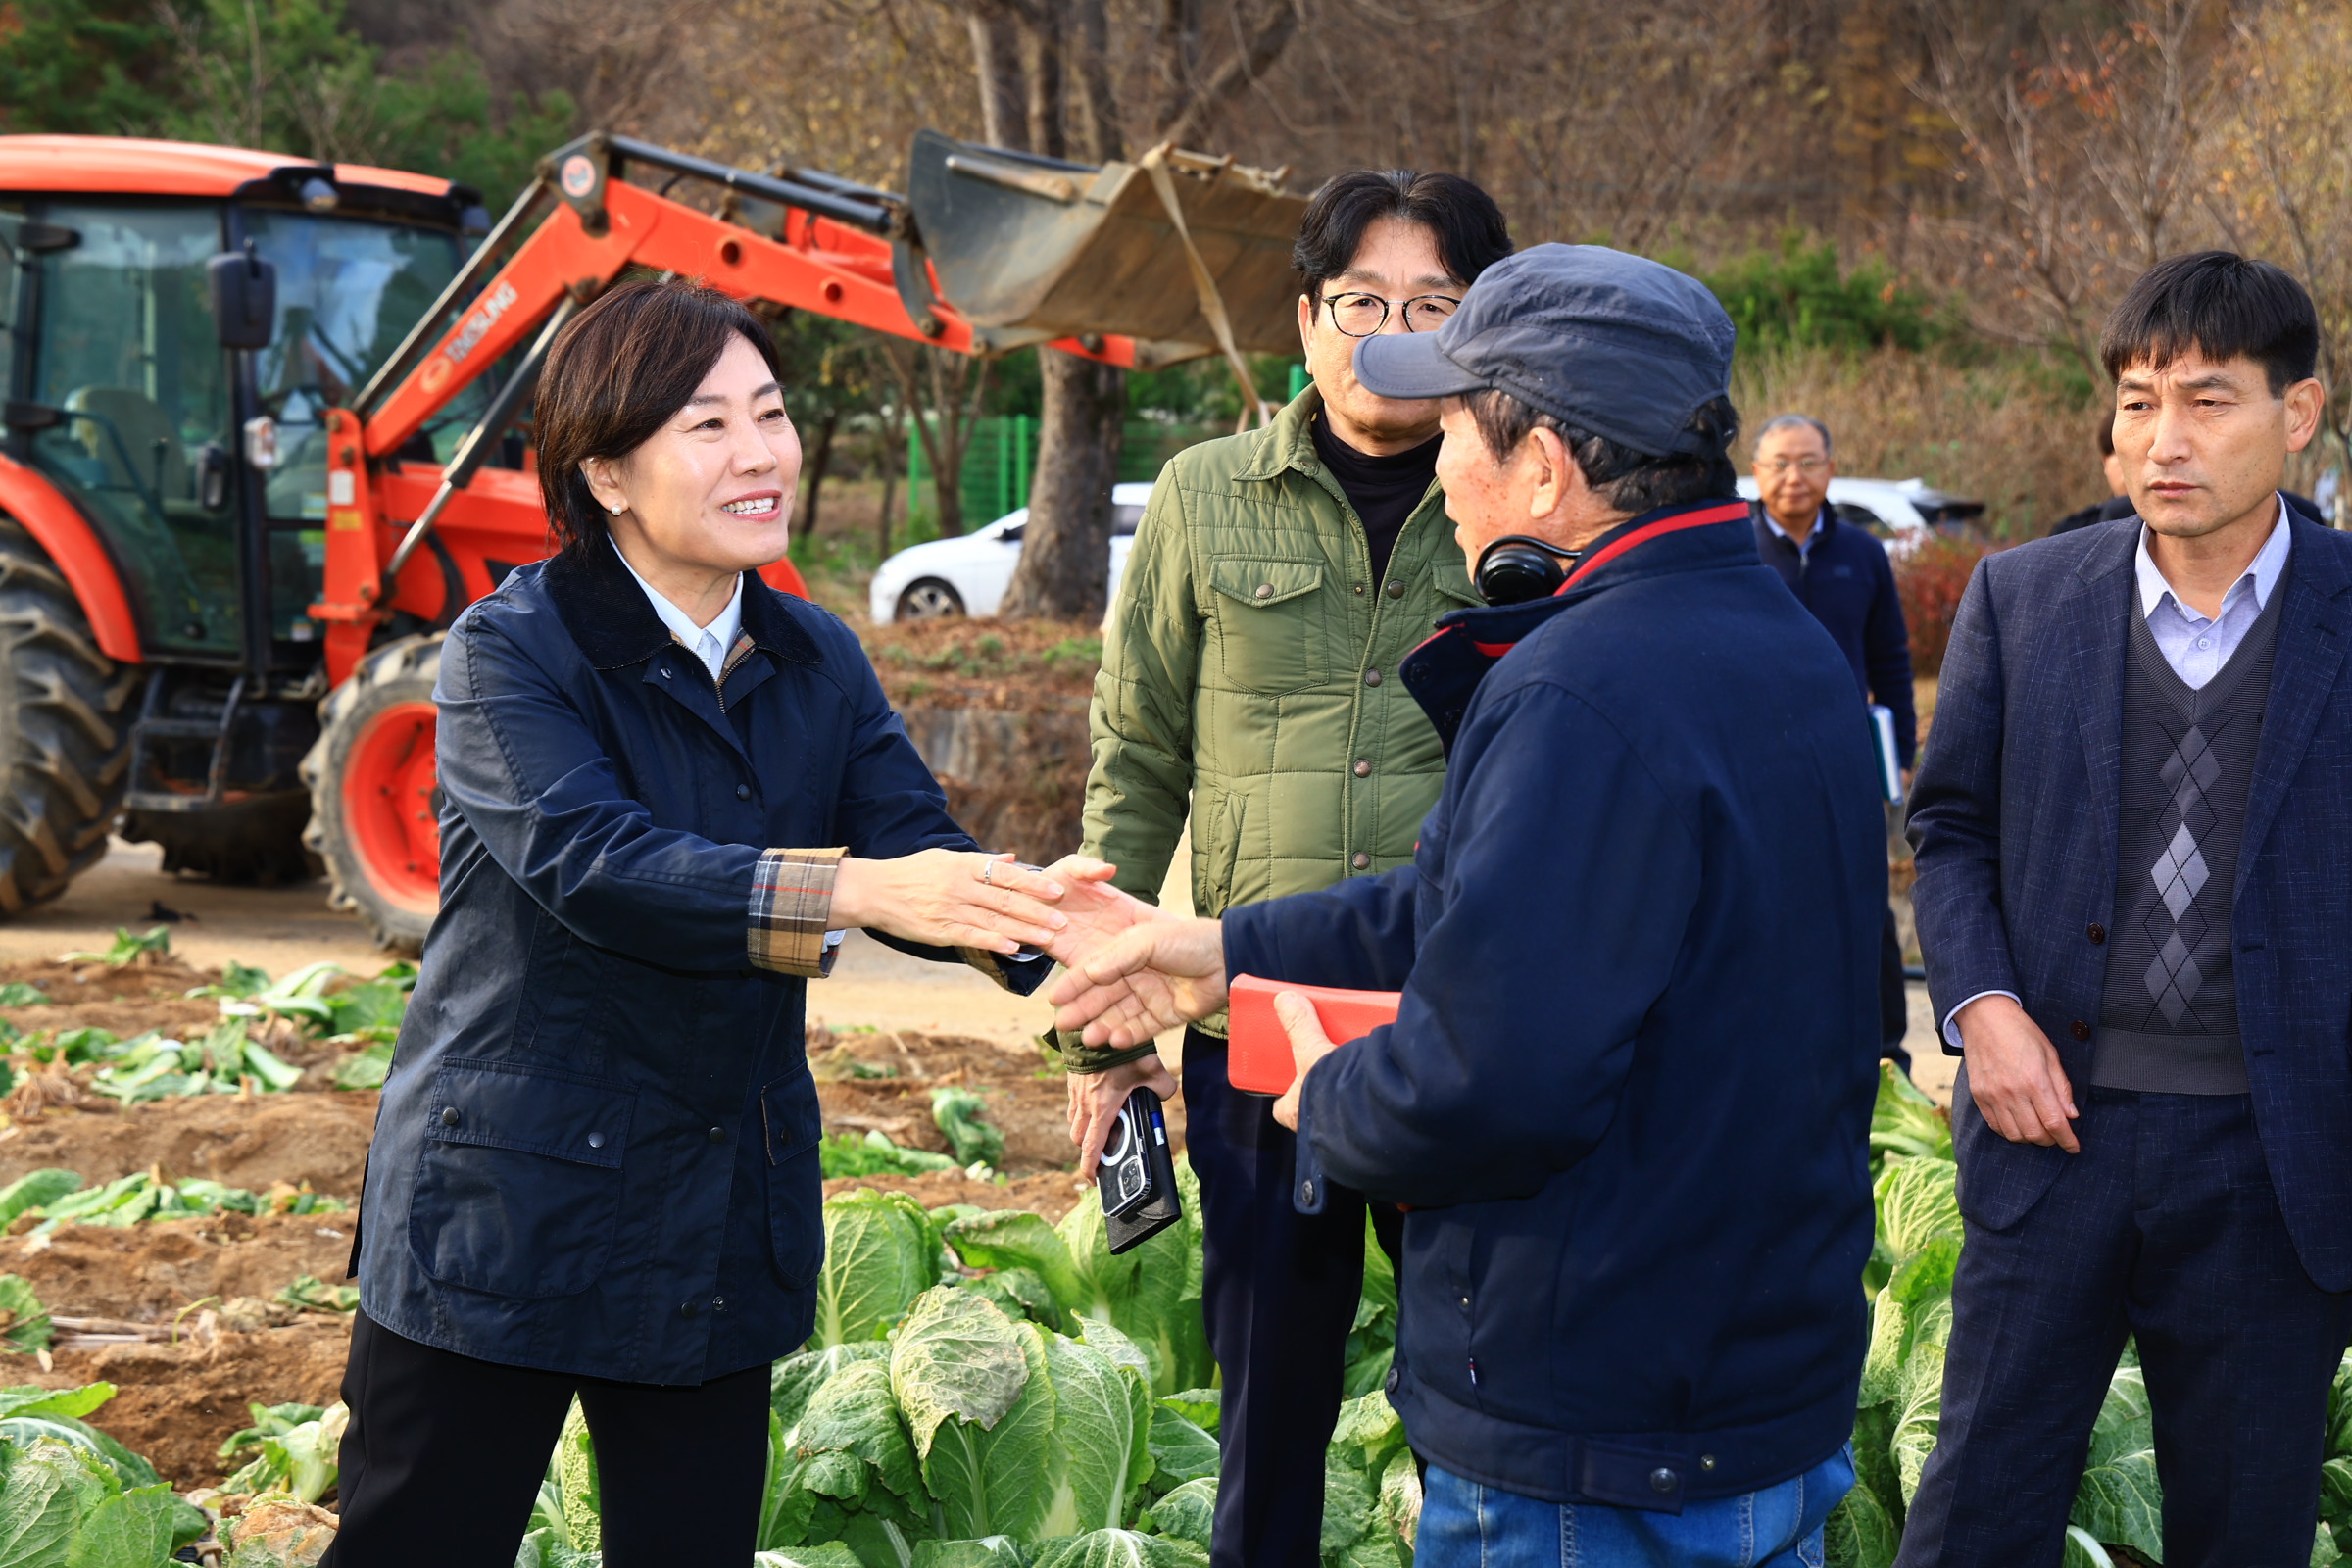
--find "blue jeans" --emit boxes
[1417,1447,1852,1568]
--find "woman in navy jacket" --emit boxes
[325,280,1118,1565]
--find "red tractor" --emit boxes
[0,130,1303,950]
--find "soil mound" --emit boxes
[0,1093,378,1196]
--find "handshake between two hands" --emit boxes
[831,850,1340,1178]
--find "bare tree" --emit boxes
[988,0,1304,620]
[2202,2,2352,520]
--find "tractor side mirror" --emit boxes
[209,244,276,351]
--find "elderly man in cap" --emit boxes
[1047,244,1886,1566]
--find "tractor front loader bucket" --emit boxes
[905,129,1307,366]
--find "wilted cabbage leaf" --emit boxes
[922,1320,1057,1543]
[892,1288,1033,1456]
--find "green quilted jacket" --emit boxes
[1072,386,1476,1059]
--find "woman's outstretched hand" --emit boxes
[832,850,1074,955]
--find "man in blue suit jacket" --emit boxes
[1901,252,2352,1567]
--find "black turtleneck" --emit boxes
[1309,414,1441,582]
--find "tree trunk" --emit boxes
[879,398,906,558]
[796,406,842,538]
[1000,348,1125,619]
[967,0,1030,150]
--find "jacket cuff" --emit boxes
[749,848,846,978]
[1057,1027,1162,1075]
[957,947,1048,993]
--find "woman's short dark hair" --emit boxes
[536,278,786,556]
[1465,389,1741,514]
[2098,251,2319,395]
[1293,170,1513,303]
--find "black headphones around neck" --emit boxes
[1474,536,1582,605]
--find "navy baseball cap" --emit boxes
[1353,243,1736,458]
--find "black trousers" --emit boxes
[1184,1027,1404,1568]
[1896,1089,2352,1568]
[320,1307,770,1568]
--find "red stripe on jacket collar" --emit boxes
[1554,501,1752,596]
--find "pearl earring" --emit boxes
[610,503,623,514]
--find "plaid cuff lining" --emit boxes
[750,848,846,978]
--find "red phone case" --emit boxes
[1225,975,1402,1095]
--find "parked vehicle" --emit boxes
[869,483,1153,621]
[1734,475,1986,555]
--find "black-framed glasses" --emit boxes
[1320,291,1461,337]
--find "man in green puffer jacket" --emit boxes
[1062,169,1512,1568]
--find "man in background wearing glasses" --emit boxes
[1751,413,1919,1076]
[1060,169,1512,1567]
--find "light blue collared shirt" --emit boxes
[612,539,743,682]
[2132,500,2293,690]
[1939,497,2296,1047]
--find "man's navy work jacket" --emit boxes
[356,544,1037,1384]
[1752,504,1917,768]
[1224,500,1887,1509]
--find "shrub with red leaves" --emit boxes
[1897,536,1999,675]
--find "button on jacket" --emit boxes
[1078,386,1480,1052]
[356,544,1039,1383]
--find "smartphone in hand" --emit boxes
[1098,1087,1182,1253]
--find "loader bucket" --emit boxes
[905,129,1308,360]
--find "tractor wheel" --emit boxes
[301,634,443,954]
[0,518,141,912]
[122,791,320,886]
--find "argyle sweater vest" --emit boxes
[2092,579,2286,1094]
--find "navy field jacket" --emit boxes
[1752,504,1917,768]
[1224,501,1887,1508]
[356,545,1037,1384]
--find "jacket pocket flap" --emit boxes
[760,1069,822,1167]
[1434,558,1484,604]
[427,1059,633,1169]
[1209,559,1323,608]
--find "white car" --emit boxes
[1733,475,1985,557]
[869,482,1155,621]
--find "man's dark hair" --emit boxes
[2095,415,2114,458]
[2098,251,2319,395]
[537,277,786,556]
[1293,170,1513,304]
[1465,389,1741,514]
